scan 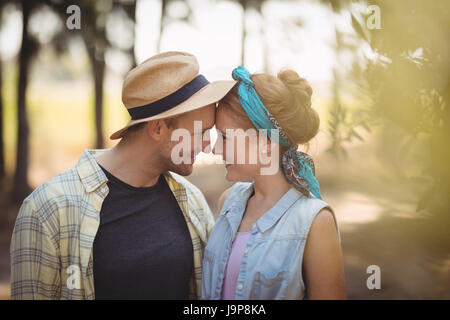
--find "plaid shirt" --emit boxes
[10,149,215,300]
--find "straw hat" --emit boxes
[110,51,236,140]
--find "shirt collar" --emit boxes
[76,148,110,193]
[223,182,254,234]
[255,187,302,233]
[76,148,181,194]
[224,182,302,234]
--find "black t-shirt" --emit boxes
[93,164,194,299]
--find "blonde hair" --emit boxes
[218,69,320,151]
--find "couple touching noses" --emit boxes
[10,51,346,300]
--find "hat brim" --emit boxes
[110,80,237,140]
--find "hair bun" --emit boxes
[276,69,319,144]
[277,69,313,108]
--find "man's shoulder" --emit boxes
[24,166,84,211]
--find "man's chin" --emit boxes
[170,163,194,176]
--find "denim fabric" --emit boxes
[201,181,340,300]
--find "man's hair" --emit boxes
[123,117,179,138]
[164,116,179,129]
[126,122,147,134]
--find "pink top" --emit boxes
[221,231,252,300]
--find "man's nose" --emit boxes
[212,138,223,156]
[201,133,211,153]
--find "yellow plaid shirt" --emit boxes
[10,148,215,300]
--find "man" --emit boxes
[10,51,236,299]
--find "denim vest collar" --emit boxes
[223,181,303,234]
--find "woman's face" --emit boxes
[213,105,276,181]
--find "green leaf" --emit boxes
[361,122,372,133]
[351,13,368,42]
[350,130,364,142]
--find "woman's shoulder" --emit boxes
[287,191,340,241]
[295,191,332,209]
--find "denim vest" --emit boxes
[201,181,341,300]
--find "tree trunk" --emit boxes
[0,58,5,181]
[84,44,105,150]
[93,58,104,149]
[80,3,105,150]
[257,3,269,73]
[240,0,247,66]
[128,1,137,67]
[156,0,168,53]
[13,0,32,203]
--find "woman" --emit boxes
[201,66,346,300]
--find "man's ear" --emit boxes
[146,120,165,141]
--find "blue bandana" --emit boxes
[232,66,322,199]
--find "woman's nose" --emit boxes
[212,142,219,155]
[202,138,211,153]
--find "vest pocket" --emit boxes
[250,269,289,299]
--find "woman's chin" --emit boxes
[224,165,235,181]
[225,165,249,182]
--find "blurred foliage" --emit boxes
[327,24,374,157]
[1,0,448,215]
[350,0,450,215]
[0,0,139,201]
[318,0,374,157]
[158,0,193,52]
[327,68,373,158]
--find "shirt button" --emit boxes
[237,283,243,290]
